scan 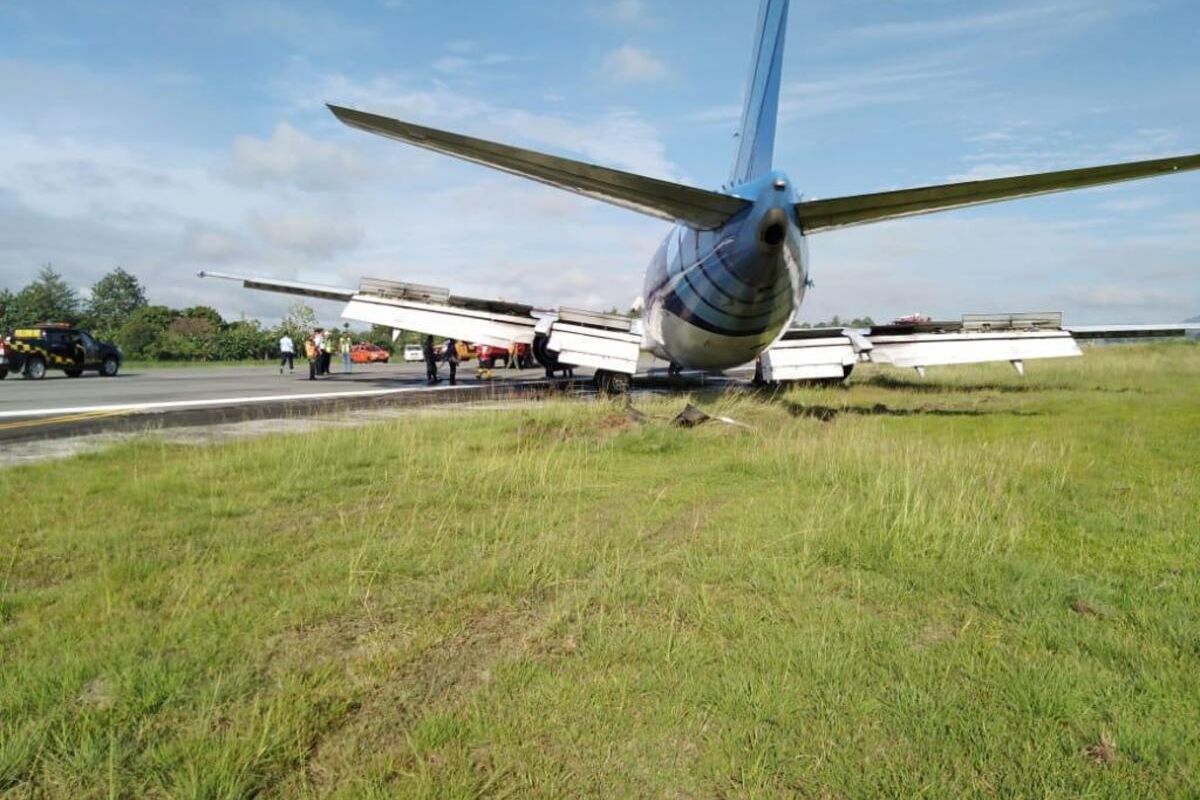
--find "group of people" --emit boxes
[277,329,352,380]
[423,334,460,386]
[279,329,544,387]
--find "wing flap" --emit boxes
[795,152,1200,233]
[328,105,750,230]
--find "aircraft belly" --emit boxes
[655,306,787,370]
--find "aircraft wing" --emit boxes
[758,315,1198,382]
[198,271,357,303]
[794,153,1200,233]
[199,270,645,375]
[327,105,751,230]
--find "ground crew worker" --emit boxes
[444,338,459,385]
[321,330,334,375]
[339,331,352,373]
[279,333,294,374]
[422,334,439,384]
[304,335,319,380]
[313,328,325,375]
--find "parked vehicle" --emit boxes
[0,323,122,380]
[350,343,390,364]
[402,343,424,362]
[474,343,533,369]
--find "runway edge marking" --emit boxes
[0,384,481,421]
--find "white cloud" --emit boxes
[431,52,514,78]
[601,45,668,84]
[187,228,250,262]
[1097,195,1164,213]
[228,122,365,191]
[250,213,363,257]
[593,0,649,25]
[304,73,680,179]
[1073,284,1178,308]
[832,1,1127,46]
[224,2,372,51]
[690,59,970,126]
[805,211,1200,325]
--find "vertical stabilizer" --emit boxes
[730,0,789,186]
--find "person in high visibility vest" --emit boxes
[304,335,319,380]
[321,330,334,375]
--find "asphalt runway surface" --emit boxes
[0,361,548,415]
[0,359,741,444]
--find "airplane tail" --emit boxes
[729,0,790,187]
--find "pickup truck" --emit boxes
[0,324,122,380]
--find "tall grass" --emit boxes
[1,343,1198,797]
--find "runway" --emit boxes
[0,360,741,444]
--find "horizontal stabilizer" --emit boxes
[796,152,1200,233]
[328,105,750,230]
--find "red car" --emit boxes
[474,343,533,369]
[350,343,390,363]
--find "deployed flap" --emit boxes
[865,330,1082,371]
[328,105,751,230]
[341,296,537,350]
[795,152,1200,233]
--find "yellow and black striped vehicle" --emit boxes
[0,323,122,380]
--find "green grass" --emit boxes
[2,343,1198,798]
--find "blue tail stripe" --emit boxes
[729,0,789,185]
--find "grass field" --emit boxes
[2,343,1198,798]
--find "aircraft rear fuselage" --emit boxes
[642,171,807,369]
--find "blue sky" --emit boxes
[1,0,1197,325]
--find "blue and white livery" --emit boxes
[204,0,1200,387]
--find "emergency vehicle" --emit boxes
[0,323,122,380]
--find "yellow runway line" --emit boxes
[0,408,129,432]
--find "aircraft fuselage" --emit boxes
[642,171,807,369]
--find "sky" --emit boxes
[1,0,1198,326]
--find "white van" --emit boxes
[403,344,424,362]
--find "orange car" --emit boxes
[350,343,390,364]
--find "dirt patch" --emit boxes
[76,676,114,710]
[782,400,1021,423]
[265,608,403,679]
[1070,598,1101,617]
[302,603,551,791]
[1084,732,1117,766]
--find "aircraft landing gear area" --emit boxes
[592,369,631,395]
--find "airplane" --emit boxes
[203,0,1200,392]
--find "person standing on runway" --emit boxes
[304,334,319,380]
[422,335,439,385]
[278,333,294,374]
[321,330,334,375]
[312,328,325,375]
[444,338,459,386]
[339,330,353,374]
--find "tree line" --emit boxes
[2,265,885,361]
[0,265,395,362]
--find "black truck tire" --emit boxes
[0,367,7,380]
[24,357,46,380]
[100,356,120,377]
